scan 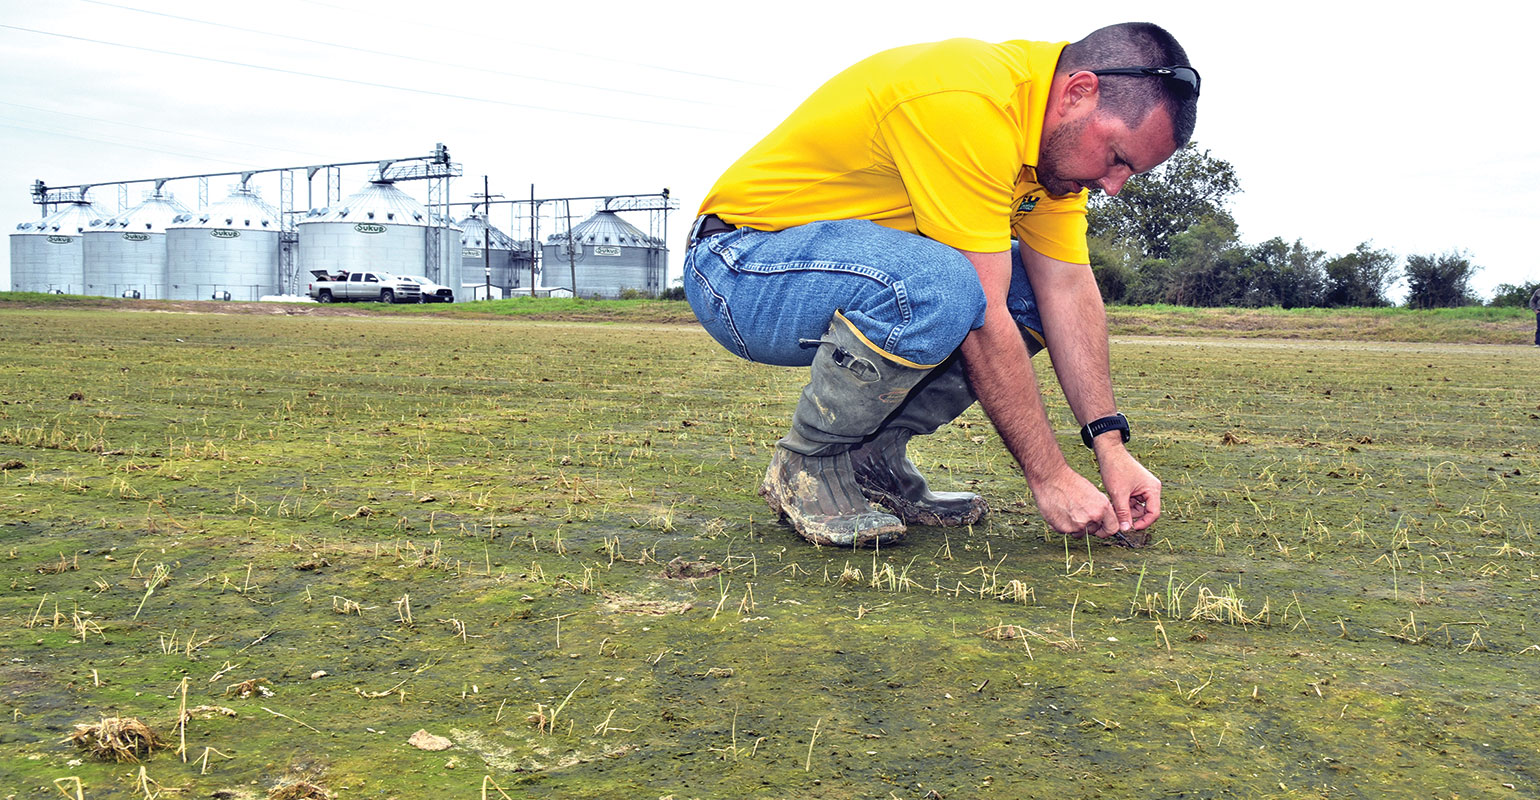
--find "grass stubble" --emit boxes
[0,305,1537,798]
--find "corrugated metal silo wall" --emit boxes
[297,221,426,279]
[464,248,522,295]
[83,231,167,298]
[433,227,462,301]
[166,228,282,301]
[10,233,84,293]
[539,243,665,298]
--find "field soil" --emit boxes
[1,304,1537,798]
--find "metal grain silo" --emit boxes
[296,181,461,300]
[166,187,282,301]
[430,211,463,300]
[458,212,530,299]
[83,192,189,298]
[10,201,103,294]
[541,210,666,298]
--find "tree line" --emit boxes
[1086,145,1537,309]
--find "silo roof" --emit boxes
[14,202,103,235]
[169,187,281,230]
[458,213,527,251]
[301,181,459,230]
[95,193,191,234]
[547,210,660,247]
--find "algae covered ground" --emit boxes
[1,306,1537,799]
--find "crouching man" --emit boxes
[684,23,1199,547]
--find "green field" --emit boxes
[2,303,1537,799]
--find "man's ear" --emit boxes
[1057,71,1101,116]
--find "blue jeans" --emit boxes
[684,219,1043,367]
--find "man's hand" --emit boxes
[1030,444,1161,541]
[1092,438,1162,532]
[1027,463,1121,539]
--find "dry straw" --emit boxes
[66,716,162,762]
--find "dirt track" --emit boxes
[10,297,410,317]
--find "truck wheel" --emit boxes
[380,289,395,303]
[317,290,333,303]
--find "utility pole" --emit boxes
[483,176,491,299]
[565,200,578,299]
[662,187,670,293]
[529,184,537,297]
[471,175,502,300]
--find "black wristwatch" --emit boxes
[1080,413,1130,449]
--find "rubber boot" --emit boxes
[760,313,937,547]
[850,324,1045,526]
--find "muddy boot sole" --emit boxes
[858,484,987,527]
[850,439,987,527]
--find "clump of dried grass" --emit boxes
[267,765,333,800]
[267,778,333,800]
[66,716,162,762]
[1187,586,1269,627]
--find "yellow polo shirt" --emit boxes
[700,38,1089,264]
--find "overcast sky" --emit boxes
[2,0,1534,298]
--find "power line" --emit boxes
[0,120,260,169]
[290,0,775,87]
[79,0,717,107]
[0,101,330,160]
[0,24,739,133]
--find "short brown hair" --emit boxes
[1059,22,1198,146]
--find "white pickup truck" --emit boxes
[307,270,423,304]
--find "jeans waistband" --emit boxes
[688,214,737,247]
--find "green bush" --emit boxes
[1489,281,1539,307]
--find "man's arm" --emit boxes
[1019,244,1162,533]
[957,248,1161,537]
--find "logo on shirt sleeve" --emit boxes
[1017,196,1040,213]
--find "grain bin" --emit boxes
[10,201,103,294]
[83,192,189,299]
[296,181,461,299]
[166,187,282,301]
[458,211,530,298]
[541,210,665,298]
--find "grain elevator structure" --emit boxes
[17,146,678,302]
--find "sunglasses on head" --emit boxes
[1089,65,1201,98]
